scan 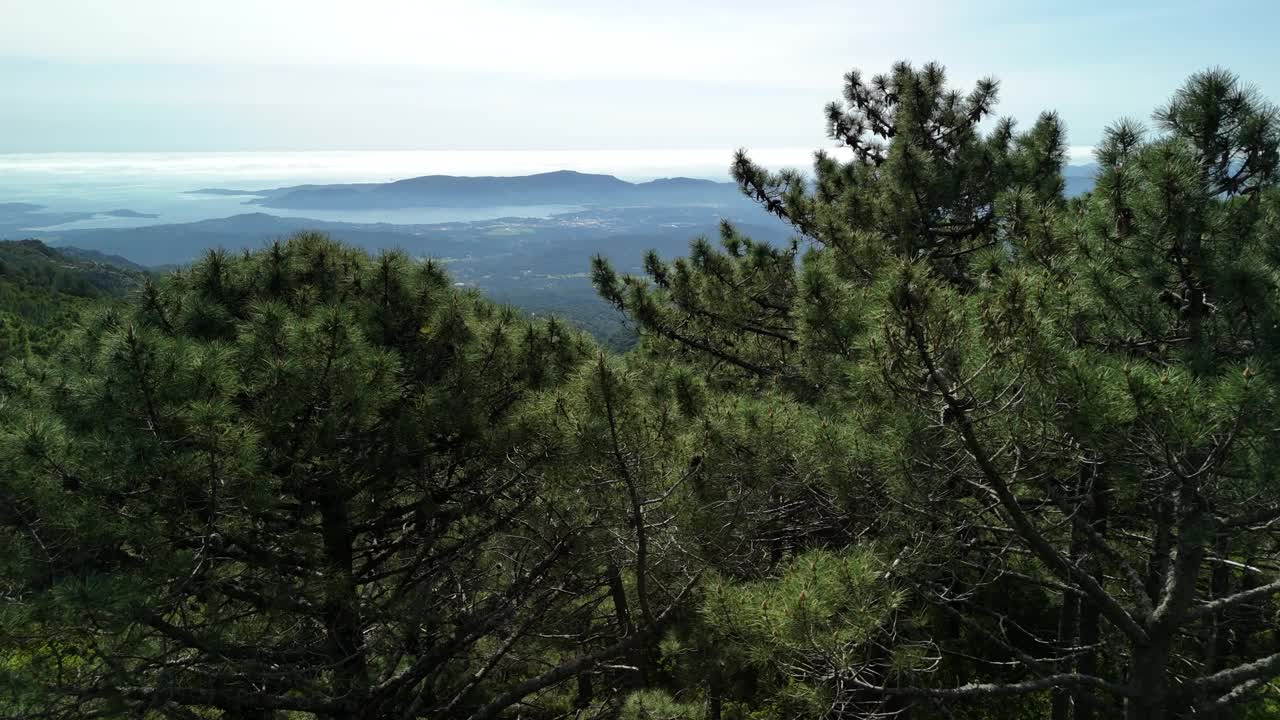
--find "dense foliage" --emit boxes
[3,63,1279,720]
[0,240,141,360]
[595,63,1280,719]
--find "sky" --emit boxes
[1,0,1278,156]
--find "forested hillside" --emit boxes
[2,63,1279,720]
[0,239,142,359]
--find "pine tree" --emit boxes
[595,63,1280,719]
[0,234,624,719]
[4,62,1279,720]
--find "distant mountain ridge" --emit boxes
[193,165,1098,211]
[192,170,752,210]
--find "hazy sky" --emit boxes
[2,0,1277,154]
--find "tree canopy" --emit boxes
[595,62,1280,719]
[4,63,1280,720]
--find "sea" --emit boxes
[0,149,832,232]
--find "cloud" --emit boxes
[3,0,1275,152]
[0,0,954,87]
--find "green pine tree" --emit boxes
[0,234,622,719]
[596,63,1280,720]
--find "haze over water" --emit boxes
[0,146,1100,234]
[0,149,835,231]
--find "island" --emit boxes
[192,170,750,210]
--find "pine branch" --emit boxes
[1185,576,1280,620]
[869,673,1133,700]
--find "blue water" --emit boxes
[0,150,765,230]
[0,153,613,230]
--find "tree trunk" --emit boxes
[1051,561,1082,720]
[1053,472,1089,720]
[318,481,368,719]
[1201,536,1233,719]
[707,677,723,720]
[606,559,634,637]
[1075,473,1109,720]
[575,671,594,709]
[1124,643,1171,720]
[1077,599,1103,720]
[606,558,652,684]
